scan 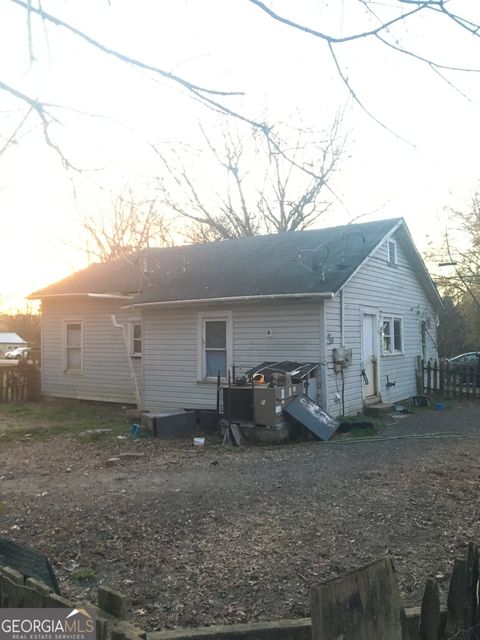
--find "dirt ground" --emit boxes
[1,401,480,632]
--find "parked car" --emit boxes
[4,347,30,360]
[447,352,480,384]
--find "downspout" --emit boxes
[340,289,345,347]
[340,290,345,416]
[111,315,141,408]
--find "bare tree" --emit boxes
[155,119,344,241]
[3,1,480,160]
[429,195,480,304]
[81,191,171,263]
[427,192,480,348]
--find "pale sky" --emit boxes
[1,1,480,311]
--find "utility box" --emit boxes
[332,347,352,366]
[223,383,301,426]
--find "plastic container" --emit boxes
[434,402,446,411]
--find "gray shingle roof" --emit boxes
[30,218,440,308]
[133,218,403,304]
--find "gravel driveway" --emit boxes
[1,400,479,631]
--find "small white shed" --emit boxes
[0,333,27,357]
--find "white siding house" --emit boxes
[30,218,441,417]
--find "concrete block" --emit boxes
[150,410,196,438]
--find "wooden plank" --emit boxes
[466,542,478,627]
[419,578,440,640]
[310,558,403,640]
[445,558,470,636]
[416,356,423,395]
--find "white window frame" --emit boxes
[382,316,403,355]
[387,238,397,265]
[197,310,233,382]
[63,320,83,373]
[129,320,142,358]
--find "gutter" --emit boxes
[27,293,135,301]
[126,291,335,309]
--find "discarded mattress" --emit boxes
[284,394,339,441]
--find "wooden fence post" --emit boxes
[310,558,403,640]
[419,578,440,640]
[439,359,445,395]
[416,356,423,395]
[426,360,432,394]
[433,360,438,393]
[445,543,479,636]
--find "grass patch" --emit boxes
[0,401,130,442]
[343,422,385,438]
[71,567,96,582]
[336,414,386,439]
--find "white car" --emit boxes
[4,347,30,360]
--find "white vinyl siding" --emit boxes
[324,230,438,416]
[42,299,141,404]
[142,300,322,411]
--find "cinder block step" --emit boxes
[364,403,394,418]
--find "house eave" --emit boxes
[27,292,136,301]
[126,291,335,309]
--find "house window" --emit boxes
[130,322,142,357]
[387,239,397,265]
[382,316,403,354]
[198,312,232,380]
[64,322,82,371]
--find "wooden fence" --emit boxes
[1,540,478,639]
[309,541,479,640]
[417,357,480,398]
[0,360,40,403]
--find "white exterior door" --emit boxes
[362,313,378,399]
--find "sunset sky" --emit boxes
[2,1,480,311]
